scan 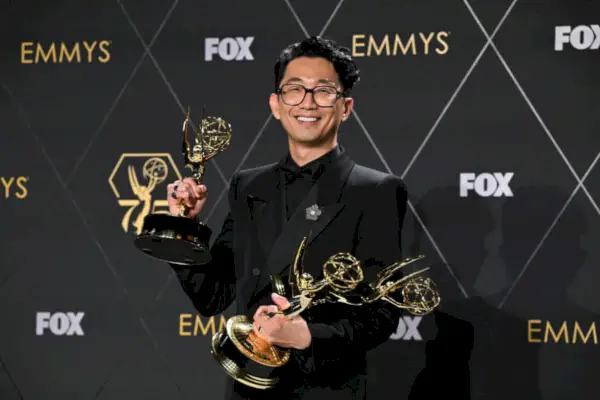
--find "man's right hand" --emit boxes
[167,177,207,218]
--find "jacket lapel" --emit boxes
[261,185,341,284]
[248,154,355,307]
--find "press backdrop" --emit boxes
[1,0,600,399]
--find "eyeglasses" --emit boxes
[277,84,343,107]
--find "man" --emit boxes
[167,36,408,399]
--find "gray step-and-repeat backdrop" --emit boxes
[1,0,599,399]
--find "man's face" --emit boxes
[269,56,353,146]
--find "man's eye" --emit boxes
[316,87,336,94]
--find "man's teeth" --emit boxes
[297,117,318,122]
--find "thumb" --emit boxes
[271,293,290,310]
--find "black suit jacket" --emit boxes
[172,151,409,400]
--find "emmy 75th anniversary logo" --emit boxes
[108,153,182,235]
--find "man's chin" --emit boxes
[291,134,326,146]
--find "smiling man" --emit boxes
[168,36,409,399]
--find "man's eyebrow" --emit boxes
[282,77,338,86]
[316,78,337,86]
[282,77,303,85]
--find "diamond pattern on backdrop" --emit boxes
[1,0,600,399]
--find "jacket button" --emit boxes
[252,268,260,276]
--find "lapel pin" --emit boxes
[305,204,322,221]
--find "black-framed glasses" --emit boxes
[277,84,343,107]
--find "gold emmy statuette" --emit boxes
[210,237,441,390]
[134,106,232,266]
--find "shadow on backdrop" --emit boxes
[406,186,542,400]
[498,184,596,400]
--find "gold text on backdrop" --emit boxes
[1,176,29,199]
[351,32,450,56]
[528,320,597,344]
[179,314,228,336]
[20,41,111,64]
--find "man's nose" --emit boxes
[299,91,318,108]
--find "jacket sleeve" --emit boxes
[169,172,240,317]
[292,175,408,375]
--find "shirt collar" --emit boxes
[278,145,344,181]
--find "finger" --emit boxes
[179,179,196,196]
[252,321,270,341]
[167,183,176,199]
[167,180,180,196]
[182,181,203,201]
[175,189,192,206]
[262,306,280,319]
[196,184,208,199]
[253,306,270,321]
[271,293,291,309]
[253,305,277,321]
[178,181,194,194]
[270,314,289,325]
[253,305,279,322]
[252,321,261,336]
[182,177,200,195]
[259,317,284,335]
[177,183,197,207]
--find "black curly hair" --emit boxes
[273,36,361,97]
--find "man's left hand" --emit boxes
[252,293,312,350]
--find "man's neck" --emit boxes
[288,138,338,167]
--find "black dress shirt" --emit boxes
[276,145,344,221]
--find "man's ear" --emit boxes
[341,97,354,121]
[269,93,281,120]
